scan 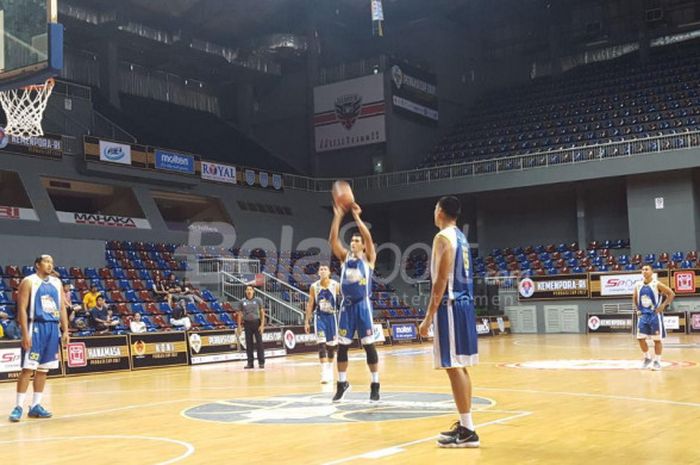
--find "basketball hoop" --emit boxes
[0,77,55,138]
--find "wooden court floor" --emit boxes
[2,333,700,465]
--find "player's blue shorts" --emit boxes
[433,297,479,369]
[315,311,338,346]
[338,298,374,345]
[21,321,60,371]
[637,312,665,340]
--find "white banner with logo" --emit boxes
[600,273,644,297]
[99,140,132,165]
[201,161,236,184]
[313,73,386,152]
[57,211,151,229]
[0,347,21,373]
[0,205,38,221]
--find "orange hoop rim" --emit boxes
[14,77,55,93]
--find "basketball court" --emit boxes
[1,334,698,464]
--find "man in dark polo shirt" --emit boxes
[239,286,266,369]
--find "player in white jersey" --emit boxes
[9,255,69,422]
[305,264,340,384]
[419,197,480,448]
[633,264,674,371]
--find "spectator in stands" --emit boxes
[0,307,20,340]
[129,312,147,334]
[178,278,206,306]
[91,296,117,334]
[152,278,169,302]
[62,283,81,317]
[170,301,192,330]
[166,274,182,308]
[82,285,101,311]
[69,305,91,332]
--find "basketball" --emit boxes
[332,180,355,212]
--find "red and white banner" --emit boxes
[0,205,38,221]
[599,273,643,297]
[56,211,151,229]
[313,74,386,152]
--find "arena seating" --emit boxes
[405,238,700,278]
[419,41,700,168]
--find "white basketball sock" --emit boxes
[654,354,662,362]
[16,393,26,408]
[32,392,43,407]
[338,371,347,382]
[371,372,379,383]
[459,412,475,430]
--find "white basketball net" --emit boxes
[0,78,55,138]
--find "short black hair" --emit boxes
[34,255,51,266]
[96,294,105,302]
[438,196,461,220]
[351,232,364,243]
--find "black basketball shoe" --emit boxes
[369,382,380,402]
[437,426,480,448]
[332,381,351,402]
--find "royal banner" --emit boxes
[589,271,669,299]
[390,61,439,123]
[314,73,386,152]
[63,335,131,376]
[201,161,236,184]
[0,133,63,159]
[188,329,244,365]
[130,332,189,369]
[518,274,589,301]
[0,341,63,382]
[56,211,152,229]
[586,313,633,333]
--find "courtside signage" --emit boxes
[518,274,589,300]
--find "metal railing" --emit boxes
[262,272,309,313]
[221,271,304,326]
[283,131,700,192]
[93,111,137,143]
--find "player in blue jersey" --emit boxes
[329,202,380,402]
[9,255,69,422]
[304,264,340,384]
[633,264,674,371]
[419,196,480,448]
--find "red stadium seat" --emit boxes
[146,303,159,315]
[131,280,145,291]
[115,303,131,316]
[110,291,125,303]
[69,267,84,279]
[104,279,119,291]
[138,291,154,303]
[99,267,112,279]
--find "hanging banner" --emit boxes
[314,74,386,152]
[99,140,132,165]
[282,326,319,354]
[56,211,151,229]
[390,61,439,122]
[0,206,38,221]
[201,161,237,184]
[154,149,195,174]
[671,269,700,295]
[0,133,63,159]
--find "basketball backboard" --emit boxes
[0,0,62,90]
